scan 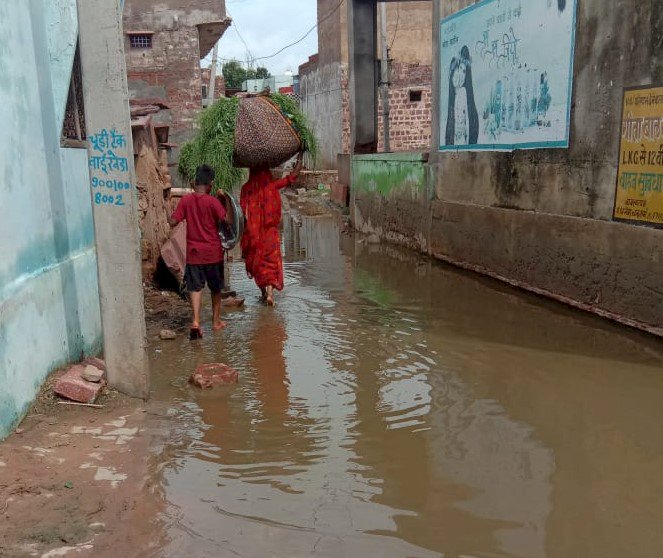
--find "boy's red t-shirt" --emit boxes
[172,193,226,264]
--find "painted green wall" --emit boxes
[352,153,427,199]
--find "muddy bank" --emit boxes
[0,388,171,558]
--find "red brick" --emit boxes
[331,183,349,206]
[190,363,238,389]
[54,365,106,404]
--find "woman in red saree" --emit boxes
[240,155,302,306]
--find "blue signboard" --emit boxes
[439,0,577,151]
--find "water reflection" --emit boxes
[149,215,663,558]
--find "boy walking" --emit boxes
[169,165,227,339]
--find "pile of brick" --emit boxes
[54,358,106,404]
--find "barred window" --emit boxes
[129,34,152,49]
[61,42,86,146]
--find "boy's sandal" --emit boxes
[189,327,203,340]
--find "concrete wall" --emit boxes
[382,1,433,65]
[299,62,348,169]
[0,1,102,439]
[352,153,431,251]
[351,0,663,336]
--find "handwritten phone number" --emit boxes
[91,176,131,191]
[95,192,125,206]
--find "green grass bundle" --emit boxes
[269,93,319,159]
[178,94,318,193]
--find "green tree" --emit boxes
[222,60,247,89]
[255,66,271,79]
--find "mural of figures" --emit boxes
[440,0,577,151]
[445,46,479,146]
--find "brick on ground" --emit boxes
[54,364,106,404]
[190,363,238,389]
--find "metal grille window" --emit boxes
[61,43,86,145]
[129,33,152,49]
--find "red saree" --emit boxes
[240,168,295,291]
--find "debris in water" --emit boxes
[190,363,239,389]
[160,329,177,340]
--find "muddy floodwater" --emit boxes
[148,215,663,558]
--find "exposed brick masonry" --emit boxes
[378,62,432,152]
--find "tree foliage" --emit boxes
[222,61,271,89]
[222,61,246,89]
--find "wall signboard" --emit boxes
[614,85,663,227]
[439,0,578,152]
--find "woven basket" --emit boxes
[233,96,301,168]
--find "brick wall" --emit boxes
[341,66,351,154]
[125,25,203,147]
[377,62,432,152]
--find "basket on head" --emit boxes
[233,96,301,168]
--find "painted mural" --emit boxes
[439,0,577,151]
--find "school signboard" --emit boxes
[439,0,577,152]
[613,86,663,226]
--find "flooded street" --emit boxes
[148,215,663,558]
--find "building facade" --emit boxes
[123,0,231,173]
[299,0,433,169]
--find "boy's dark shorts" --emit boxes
[184,263,223,293]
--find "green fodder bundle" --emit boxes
[178,97,244,193]
[269,93,318,159]
[178,94,317,193]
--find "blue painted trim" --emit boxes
[438,140,569,152]
[565,0,579,143]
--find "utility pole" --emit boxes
[379,1,391,152]
[208,42,219,104]
[78,0,149,398]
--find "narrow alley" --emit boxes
[2,0,663,556]
[10,212,663,557]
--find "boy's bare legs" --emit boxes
[212,292,226,330]
[190,290,203,329]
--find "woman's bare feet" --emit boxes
[213,320,227,331]
[265,286,275,307]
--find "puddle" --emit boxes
[147,214,663,557]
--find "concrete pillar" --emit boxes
[348,0,378,153]
[77,0,149,398]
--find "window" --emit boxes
[409,90,423,103]
[61,42,86,146]
[202,84,208,99]
[129,33,152,49]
